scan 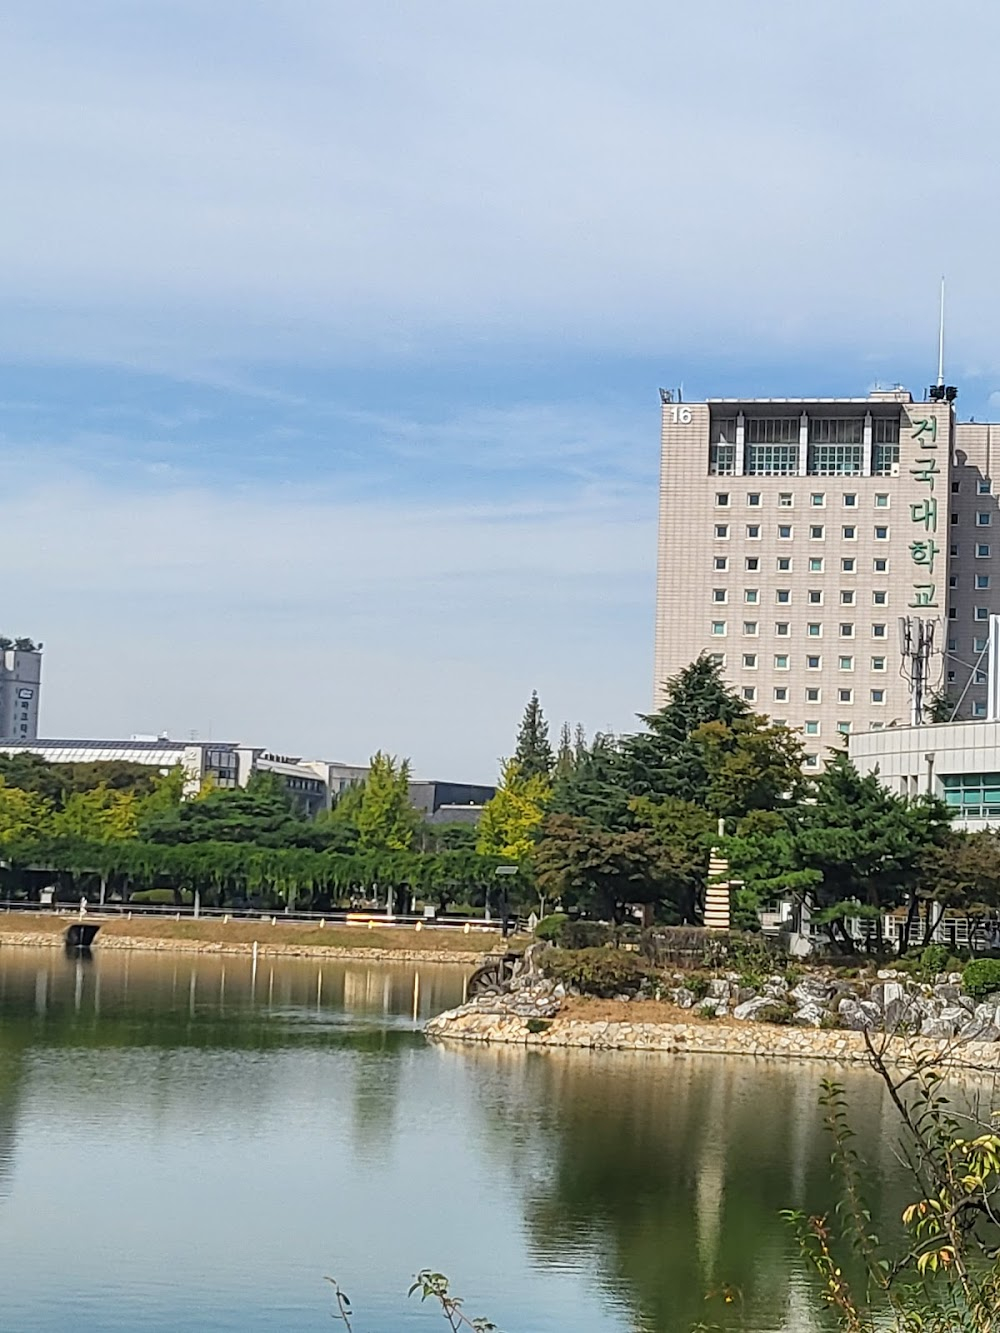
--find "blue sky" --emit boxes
[7,1,1000,782]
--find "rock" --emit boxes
[765,975,789,992]
[733,996,778,1022]
[793,1002,826,1028]
[696,999,719,1017]
[671,987,696,1009]
[870,981,906,1010]
[713,1003,729,1018]
[920,1005,969,1039]
[959,1014,1000,1042]
[838,997,881,1031]
[790,979,831,1006]
[707,978,730,1000]
[933,983,961,1002]
[736,986,757,1005]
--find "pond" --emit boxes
[0,946,937,1331]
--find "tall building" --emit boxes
[0,640,42,741]
[654,386,1000,766]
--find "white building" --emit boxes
[0,640,42,742]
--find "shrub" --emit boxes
[559,920,616,950]
[533,913,568,943]
[543,947,646,998]
[819,1012,840,1030]
[919,943,951,978]
[526,1018,551,1034]
[128,889,193,906]
[686,973,711,1000]
[756,1001,795,1025]
[962,957,1000,1001]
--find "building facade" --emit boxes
[0,642,42,742]
[654,387,1000,762]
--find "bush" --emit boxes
[919,943,951,978]
[543,947,646,998]
[559,920,617,950]
[533,913,568,943]
[128,889,193,906]
[962,957,1000,1001]
[525,1018,551,1034]
[756,1001,795,1025]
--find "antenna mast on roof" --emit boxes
[937,275,946,390]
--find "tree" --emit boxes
[692,714,809,817]
[513,690,554,780]
[915,828,1000,950]
[533,814,667,923]
[56,786,140,843]
[476,759,550,863]
[628,795,716,923]
[356,752,417,852]
[549,733,631,830]
[0,778,53,843]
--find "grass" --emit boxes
[0,911,518,956]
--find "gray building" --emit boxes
[655,386,1000,764]
[0,640,42,742]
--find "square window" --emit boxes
[715,524,729,539]
[872,623,886,638]
[810,525,824,539]
[948,637,957,651]
[804,720,820,735]
[709,653,725,666]
[778,524,793,539]
[873,558,887,572]
[716,493,730,507]
[806,687,821,702]
[808,590,823,604]
[870,689,885,704]
[874,526,889,540]
[947,669,956,682]
[775,622,790,636]
[952,480,960,493]
[742,686,756,701]
[839,688,853,703]
[837,721,851,734]
[808,557,823,572]
[746,524,761,539]
[979,512,993,526]
[744,588,759,603]
[975,636,988,653]
[746,492,761,506]
[974,700,988,717]
[842,558,856,572]
[951,512,959,525]
[874,493,889,508]
[976,574,991,589]
[811,493,825,507]
[949,574,958,588]
[711,621,726,635]
[842,525,856,540]
[839,655,854,671]
[713,588,728,603]
[980,480,992,494]
[742,653,757,668]
[841,590,855,605]
[776,556,792,571]
[807,654,822,669]
[873,590,887,605]
[843,493,857,508]
[804,753,819,769]
[976,606,989,620]
[840,623,854,637]
[774,654,789,670]
[871,722,884,730]
[778,492,793,507]
[951,545,959,557]
[976,669,988,685]
[977,544,991,558]
[807,622,822,636]
[714,556,728,571]
[871,656,886,671]
[776,589,791,604]
[773,686,788,701]
[948,606,957,619]
[743,621,758,636]
[745,556,760,571]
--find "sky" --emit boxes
[6,1,1000,783]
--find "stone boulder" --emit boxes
[671,987,696,1010]
[838,996,881,1031]
[790,978,832,1007]
[733,996,779,1022]
[793,1002,827,1028]
[919,1005,969,1039]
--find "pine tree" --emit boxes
[513,690,554,780]
[555,722,574,779]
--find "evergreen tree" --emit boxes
[356,752,418,851]
[476,758,550,863]
[555,722,575,780]
[513,690,554,780]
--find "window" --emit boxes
[952,481,960,493]
[974,701,988,718]
[871,689,886,704]
[715,524,729,538]
[951,545,959,557]
[978,544,991,558]
[746,524,761,538]
[744,589,759,603]
[976,669,988,685]
[875,493,890,508]
[948,606,958,620]
[775,622,790,636]
[807,622,822,637]
[874,526,889,540]
[979,511,993,526]
[840,623,854,637]
[871,656,886,671]
[806,687,821,702]
[841,590,855,605]
[980,479,993,494]
[811,493,825,507]
[950,574,958,588]
[842,557,856,572]
[709,417,737,475]
[976,606,990,621]
[776,589,791,603]
[716,492,730,507]
[947,669,956,682]
[837,721,851,734]
[745,556,760,571]
[773,686,788,701]
[742,653,757,668]
[808,590,823,604]
[807,654,822,669]
[843,493,857,508]
[743,621,759,636]
[713,589,728,603]
[709,653,725,666]
[839,688,853,703]
[778,492,793,507]
[810,525,825,539]
[872,416,900,475]
[872,623,887,638]
[711,621,726,635]
[746,492,761,506]
[714,556,728,571]
[778,524,792,539]
[977,574,991,589]
[873,558,887,572]
[842,525,857,540]
[951,512,959,525]
[873,590,887,605]
[808,417,863,474]
[742,686,756,701]
[776,556,791,571]
[871,722,884,730]
[975,636,988,653]
[744,417,801,474]
[808,557,824,572]
[839,655,854,671]
[948,637,957,651]
[804,754,820,769]
[804,720,820,735]
[774,654,789,670]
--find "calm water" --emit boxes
[0,946,951,1332]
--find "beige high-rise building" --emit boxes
[654,386,1000,768]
